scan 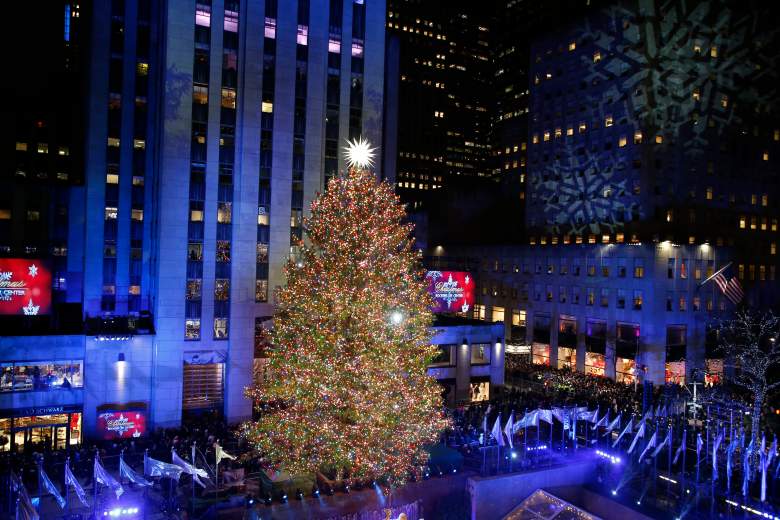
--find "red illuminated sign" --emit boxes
[0,259,52,315]
[97,411,147,439]
[425,271,475,314]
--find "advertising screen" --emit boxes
[96,410,147,439]
[425,271,475,314]
[0,259,52,315]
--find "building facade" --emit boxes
[0,0,389,451]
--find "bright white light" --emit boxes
[343,137,376,169]
[390,311,404,325]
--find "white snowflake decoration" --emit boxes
[28,264,38,277]
[23,299,40,316]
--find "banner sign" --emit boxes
[0,259,52,315]
[97,411,147,439]
[425,271,475,314]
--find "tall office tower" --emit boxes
[0,1,88,332]
[437,0,779,387]
[0,0,387,453]
[388,1,493,207]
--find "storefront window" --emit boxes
[615,357,636,384]
[471,343,491,365]
[429,345,455,367]
[469,381,490,402]
[532,343,550,365]
[585,352,605,376]
[558,347,576,370]
[1,361,83,392]
[665,361,686,385]
[2,412,82,452]
[705,359,723,386]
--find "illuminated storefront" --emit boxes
[469,378,490,402]
[0,406,82,452]
[615,323,639,384]
[615,357,636,384]
[0,360,83,392]
[532,314,551,365]
[585,319,607,376]
[705,359,724,386]
[557,316,577,370]
[665,325,687,385]
[532,343,550,365]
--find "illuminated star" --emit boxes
[28,264,38,277]
[23,299,40,316]
[343,137,376,169]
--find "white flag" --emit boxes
[638,430,657,462]
[592,409,609,431]
[652,428,671,459]
[65,461,89,508]
[713,429,725,481]
[628,422,646,454]
[613,418,633,447]
[603,413,621,437]
[172,449,209,483]
[491,415,504,447]
[94,455,124,498]
[215,443,237,466]
[503,413,514,449]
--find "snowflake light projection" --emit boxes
[576,1,778,157]
[531,143,636,236]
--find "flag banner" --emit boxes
[713,429,725,481]
[743,438,754,497]
[503,413,514,449]
[172,450,210,480]
[654,404,660,418]
[673,432,686,465]
[120,456,152,487]
[215,443,237,466]
[39,466,66,509]
[652,430,671,459]
[144,452,184,480]
[697,433,704,456]
[490,415,505,447]
[537,409,554,425]
[726,437,738,487]
[94,456,124,498]
[592,409,609,431]
[613,418,633,447]
[641,410,652,424]
[604,413,621,437]
[513,410,539,432]
[639,430,657,462]
[65,462,89,508]
[551,407,565,424]
[760,436,776,502]
[578,407,599,423]
[11,472,39,520]
[628,422,646,454]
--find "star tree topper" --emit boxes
[343,137,376,169]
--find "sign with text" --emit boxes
[0,259,51,315]
[425,271,475,314]
[97,410,147,439]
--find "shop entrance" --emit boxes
[1,412,82,453]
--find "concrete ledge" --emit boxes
[467,458,597,520]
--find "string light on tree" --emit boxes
[242,137,448,486]
[343,136,377,169]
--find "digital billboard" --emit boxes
[425,271,475,314]
[96,410,147,439]
[0,259,52,315]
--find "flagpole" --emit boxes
[698,261,732,288]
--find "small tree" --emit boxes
[718,309,780,450]
[242,158,449,486]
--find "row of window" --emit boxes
[0,361,83,392]
[483,256,649,278]
[429,343,491,367]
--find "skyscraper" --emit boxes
[0,0,388,451]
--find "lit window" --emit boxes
[133,139,145,149]
[543,131,550,142]
[193,85,208,104]
[578,122,587,133]
[0,209,10,220]
[618,136,627,147]
[774,129,779,141]
[106,173,119,184]
[532,134,539,144]
[693,42,702,54]
[297,24,308,45]
[105,207,118,220]
[264,17,276,39]
[107,137,120,147]
[27,210,40,221]
[136,62,149,76]
[185,319,201,340]
[191,210,204,222]
[604,116,613,127]
[773,219,778,231]
[763,151,769,161]
[15,142,27,151]
[328,37,341,54]
[37,143,49,154]
[762,194,768,206]
[710,46,718,58]
[195,5,211,27]
[771,242,776,255]
[593,51,601,63]
[655,135,663,144]
[720,95,728,108]
[706,187,713,200]
[224,10,238,32]
[217,202,232,224]
[221,88,236,109]
[566,126,573,136]
[568,41,576,51]
[633,131,643,144]
[739,215,746,229]
[750,216,757,230]
[214,317,229,339]
[762,218,767,231]
[554,128,562,138]
[352,40,364,58]
[261,101,273,113]
[131,209,143,221]
[692,88,700,101]
[132,176,144,186]
[666,210,673,223]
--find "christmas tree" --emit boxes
[243,139,449,484]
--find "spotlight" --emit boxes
[264,494,272,505]
[423,470,430,480]
[612,490,617,496]
[344,484,350,494]
[326,486,334,496]
[296,488,304,500]
[312,486,320,497]
[636,501,641,505]
[511,451,518,459]
[452,467,457,474]
[686,489,690,494]
[280,492,288,503]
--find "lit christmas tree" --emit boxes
[243,139,449,485]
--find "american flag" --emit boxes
[713,271,744,304]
